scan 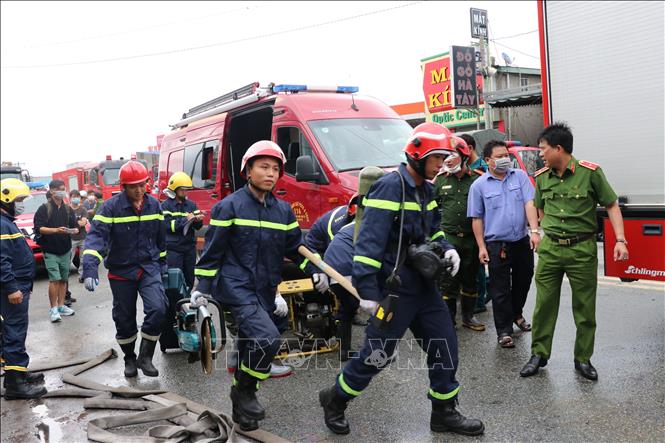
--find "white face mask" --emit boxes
[493,157,512,173]
[442,154,462,174]
[14,201,25,215]
[54,190,67,199]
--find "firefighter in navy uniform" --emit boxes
[191,141,325,431]
[318,122,484,436]
[1,178,47,399]
[82,161,168,379]
[162,171,203,290]
[305,194,358,256]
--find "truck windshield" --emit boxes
[0,171,22,181]
[102,168,121,185]
[308,118,412,171]
[519,150,545,176]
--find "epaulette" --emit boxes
[578,160,599,171]
[534,166,550,177]
[472,168,485,176]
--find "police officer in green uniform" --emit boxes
[520,123,629,380]
[434,136,485,331]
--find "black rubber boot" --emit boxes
[430,400,485,436]
[444,297,457,326]
[25,371,45,384]
[120,341,138,378]
[319,384,351,435]
[461,296,486,331]
[232,409,259,431]
[3,371,47,400]
[337,319,353,362]
[230,370,265,420]
[137,339,159,377]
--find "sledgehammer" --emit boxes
[297,245,361,302]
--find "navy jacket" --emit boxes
[305,205,352,256]
[195,185,318,311]
[162,197,203,252]
[82,192,166,280]
[1,211,35,295]
[323,222,355,280]
[352,163,453,301]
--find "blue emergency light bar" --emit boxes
[272,84,359,94]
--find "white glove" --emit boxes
[190,290,209,307]
[312,273,330,293]
[84,277,99,292]
[359,299,379,316]
[274,292,288,317]
[444,249,461,277]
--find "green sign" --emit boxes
[427,107,496,128]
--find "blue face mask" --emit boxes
[71,198,81,205]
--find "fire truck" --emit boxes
[52,156,147,200]
[538,1,664,281]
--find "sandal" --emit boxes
[498,334,515,348]
[514,316,532,332]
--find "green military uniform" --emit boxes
[532,157,617,362]
[434,169,484,328]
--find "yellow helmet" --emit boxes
[1,178,30,204]
[167,171,193,191]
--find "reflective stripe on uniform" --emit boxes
[93,214,164,223]
[210,218,299,231]
[162,211,189,217]
[0,232,24,240]
[353,255,382,269]
[327,206,345,240]
[3,365,27,372]
[171,220,176,232]
[431,231,445,240]
[195,268,218,277]
[299,253,321,271]
[363,198,438,212]
[117,334,138,345]
[160,251,167,258]
[240,362,270,380]
[83,249,104,262]
[141,331,160,342]
[338,373,361,396]
[429,386,460,401]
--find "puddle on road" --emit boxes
[32,404,63,443]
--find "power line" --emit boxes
[23,5,255,49]
[2,2,423,69]
[492,41,540,60]
[490,30,537,41]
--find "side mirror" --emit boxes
[295,155,321,182]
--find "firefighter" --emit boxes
[318,122,484,436]
[82,161,168,378]
[305,194,358,255]
[191,140,325,431]
[162,171,203,290]
[1,178,47,399]
[434,137,486,331]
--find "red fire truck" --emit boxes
[538,1,664,281]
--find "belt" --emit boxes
[546,233,595,246]
[444,231,472,238]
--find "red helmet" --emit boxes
[450,136,471,158]
[347,192,359,217]
[119,161,150,185]
[403,122,455,161]
[240,140,287,178]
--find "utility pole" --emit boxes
[480,37,493,130]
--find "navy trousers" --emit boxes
[1,281,31,370]
[330,284,360,322]
[337,290,461,404]
[109,272,168,343]
[166,248,196,291]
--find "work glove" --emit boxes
[274,292,288,317]
[190,290,209,308]
[312,273,330,293]
[444,249,461,277]
[84,277,99,292]
[359,299,379,316]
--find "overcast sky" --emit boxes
[1,1,540,176]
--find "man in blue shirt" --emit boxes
[468,140,540,348]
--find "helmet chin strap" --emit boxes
[406,153,427,178]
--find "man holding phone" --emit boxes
[34,180,79,322]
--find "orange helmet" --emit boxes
[450,135,471,158]
[403,123,455,176]
[240,140,287,178]
[119,161,150,185]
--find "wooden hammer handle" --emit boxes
[298,245,362,301]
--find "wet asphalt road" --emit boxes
[1,249,664,443]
